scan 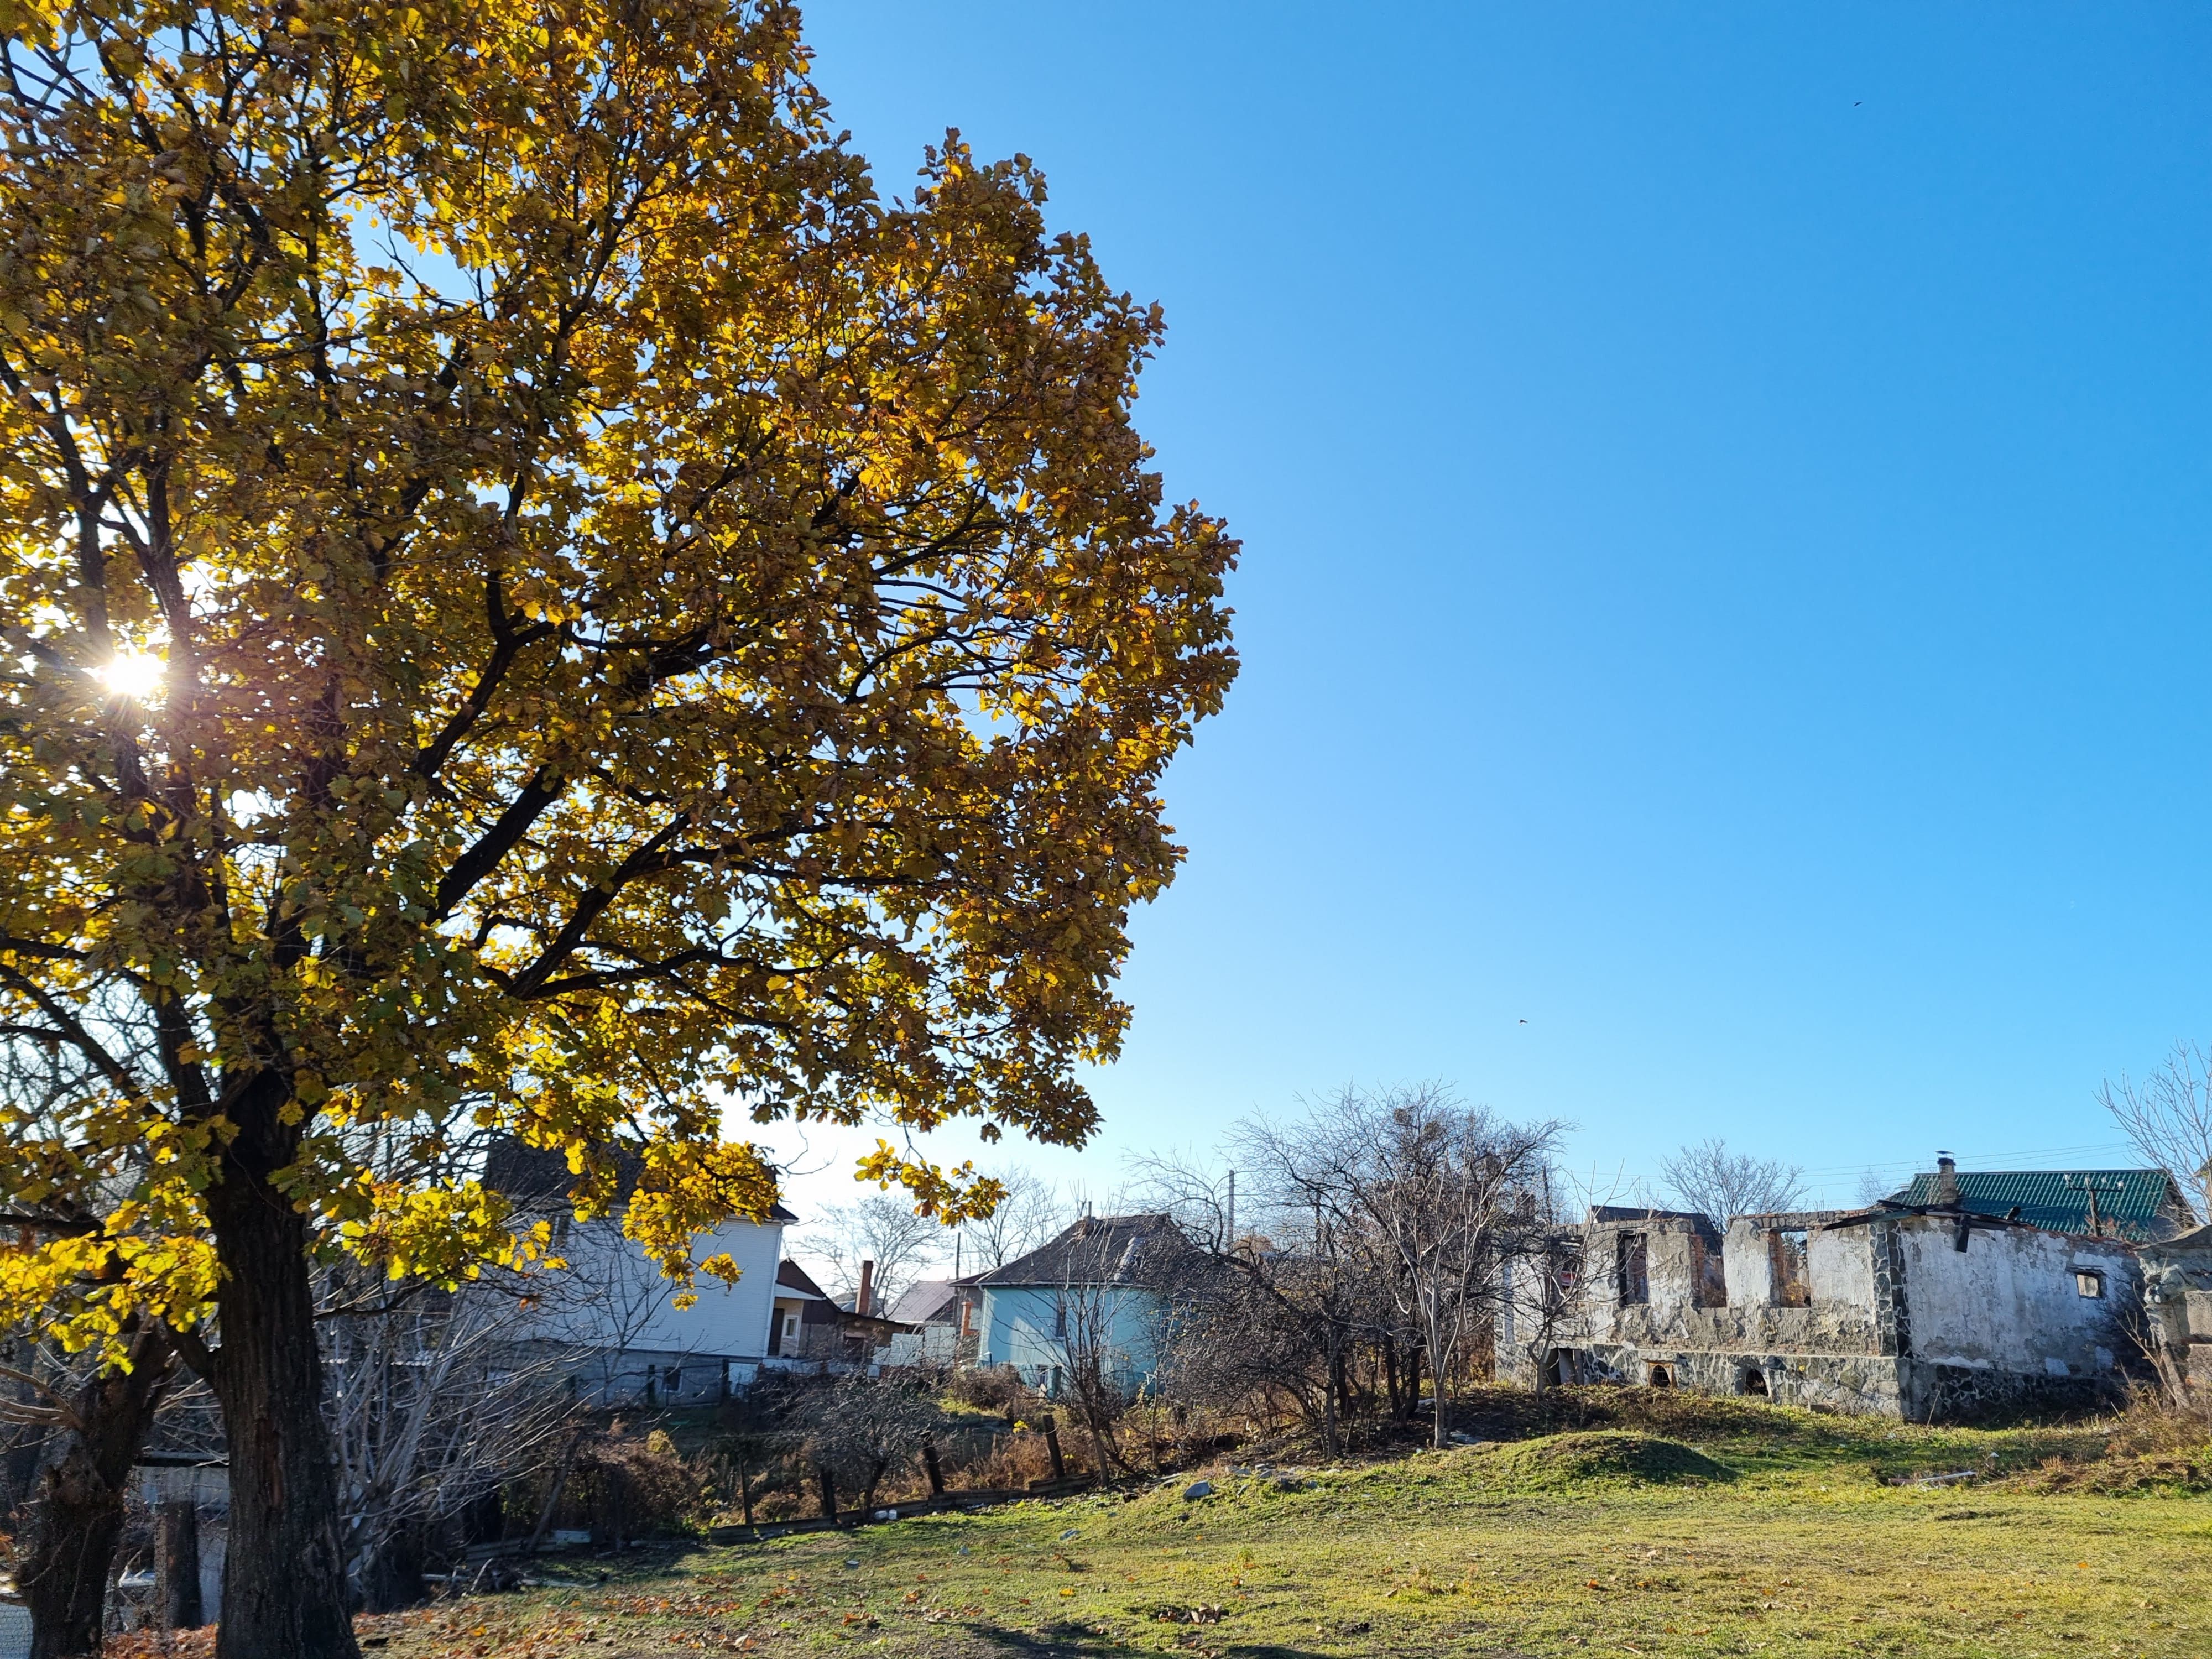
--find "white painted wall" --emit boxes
[528,1212,785,1361]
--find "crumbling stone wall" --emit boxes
[1499,1205,2145,1422]
[2138,1227,2212,1398]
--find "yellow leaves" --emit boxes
[853,1143,1005,1224]
[338,1178,522,1286]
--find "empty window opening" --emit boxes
[2075,1270,2105,1299]
[1690,1230,1728,1308]
[1769,1228,1811,1307]
[1647,1363,1673,1388]
[1740,1366,1769,1397]
[1545,1348,1577,1388]
[1618,1232,1650,1305]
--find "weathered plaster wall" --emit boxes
[1809,1225,1875,1306]
[1723,1223,1775,1306]
[1898,1220,2132,1378]
[1643,1227,1704,1310]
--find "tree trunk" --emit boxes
[156,1500,205,1630]
[1319,1331,1339,1457]
[1427,1319,1451,1448]
[19,1325,173,1659]
[206,1146,359,1659]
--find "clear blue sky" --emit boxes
[769,2,2212,1220]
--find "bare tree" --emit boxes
[956,1166,1067,1272]
[2100,1042,2212,1222]
[798,1371,938,1513]
[803,1194,953,1314]
[1039,1210,1188,1476]
[1256,1084,1562,1448]
[322,1274,581,1610]
[1660,1138,1806,1228]
[1854,1168,1900,1207]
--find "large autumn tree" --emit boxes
[0,1,1236,1652]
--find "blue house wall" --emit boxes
[973,1284,1167,1395]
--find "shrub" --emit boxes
[944,1366,1042,1416]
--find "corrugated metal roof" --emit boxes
[884,1278,961,1324]
[1887,1168,2190,1240]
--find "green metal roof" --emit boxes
[1887,1168,2191,1240]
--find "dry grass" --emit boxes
[331,1389,2210,1657]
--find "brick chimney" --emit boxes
[1933,1152,1960,1208]
[855,1259,874,1319]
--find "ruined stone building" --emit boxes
[1496,1156,2204,1422]
[2141,1221,2212,1399]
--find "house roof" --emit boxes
[884,1279,961,1325]
[775,1259,832,1300]
[976,1213,1189,1288]
[481,1137,797,1223]
[1885,1168,2193,1241]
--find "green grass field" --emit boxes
[353,1394,2211,1659]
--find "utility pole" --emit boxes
[1225,1169,1235,1252]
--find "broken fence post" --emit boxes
[1040,1413,1066,1480]
[817,1465,839,1524]
[921,1434,946,1497]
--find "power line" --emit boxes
[1794,1139,2137,1178]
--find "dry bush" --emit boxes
[521,1425,707,1545]
[955,1426,1062,1490]
[2102,1383,2212,1460]
[943,1366,1042,1416]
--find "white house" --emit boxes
[484,1140,792,1404]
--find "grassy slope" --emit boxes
[357,1395,2210,1659]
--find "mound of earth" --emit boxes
[1481,1431,1735,1486]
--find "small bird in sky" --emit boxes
[1854,100,1864,106]
[1518,1018,1528,1025]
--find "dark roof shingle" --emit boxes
[481,1138,796,1222]
[976,1214,1190,1288]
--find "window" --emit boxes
[1052,1303,1068,1338]
[1617,1233,1649,1305]
[2075,1270,2105,1299]
[1769,1228,1810,1307]
[1690,1231,1728,1308]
